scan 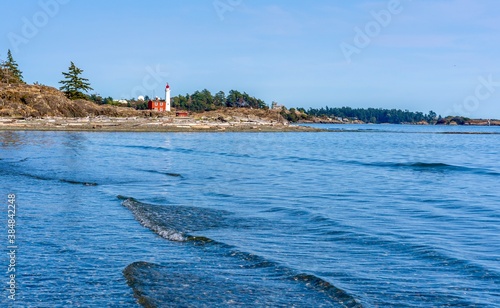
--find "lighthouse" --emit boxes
[165,83,171,112]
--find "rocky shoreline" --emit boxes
[1,115,498,133]
[1,83,498,133]
[0,116,324,132]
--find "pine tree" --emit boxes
[1,49,24,84]
[59,62,93,100]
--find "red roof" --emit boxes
[166,83,170,89]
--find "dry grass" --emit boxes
[0,83,142,118]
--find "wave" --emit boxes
[119,196,230,242]
[278,155,330,164]
[0,157,29,164]
[0,168,98,186]
[58,179,98,186]
[292,274,364,307]
[141,169,183,178]
[24,173,98,186]
[437,131,500,135]
[266,207,500,294]
[400,162,481,172]
[121,144,255,160]
[121,144,173,152]
[123,261,361,308]
[120,196,362,307]
[403,162,500,176]
[319,220,500,292]
[0,159,99,186]
[342,160,500,176]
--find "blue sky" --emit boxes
[1,0,499,118]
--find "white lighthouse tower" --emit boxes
[165,83,171,112]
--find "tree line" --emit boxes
[171,89,267,112]
[306,106,439,124]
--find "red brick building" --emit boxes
[148,99,168,112]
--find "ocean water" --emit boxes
[0,125,499,307]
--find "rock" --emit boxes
[0,83,141,118]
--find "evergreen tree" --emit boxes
[306,106,440,124]
[214,91,226,107]
[59,62,93,100]
[1,49,24,84]
[170,88,268,112]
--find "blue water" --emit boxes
[1,125,499,307]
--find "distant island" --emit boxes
[295,107,499,126]
[1,50,498,132]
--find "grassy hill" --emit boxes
[0,83,141,118]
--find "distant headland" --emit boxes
[1,52,498,132]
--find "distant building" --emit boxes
[147,83,171,112]
[176,111,189,117]
[148,99,168,112]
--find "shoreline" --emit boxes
[1,117,498,133]
[0,116,325,133]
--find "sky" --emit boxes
[1,0,499,118]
